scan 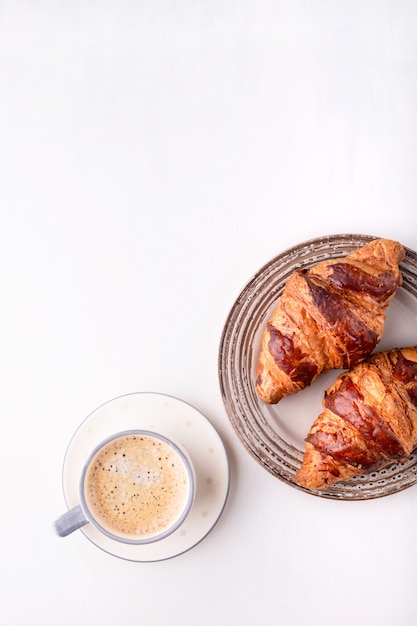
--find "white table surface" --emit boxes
[2,2,417,625]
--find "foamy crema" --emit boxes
[81,431,195,543]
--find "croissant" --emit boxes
[256,238,405,404]
[296,346,417,490]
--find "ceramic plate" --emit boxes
[219,234,417,500]
[61,392,230,560]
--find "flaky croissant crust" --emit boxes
[296,346,417,490]
[256,238,405,404]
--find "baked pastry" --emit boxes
[296,346,417,490]
[256,238,405,404]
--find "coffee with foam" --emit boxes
[84,433,192,540]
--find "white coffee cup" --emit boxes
[54,430,195,544]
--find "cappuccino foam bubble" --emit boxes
[84,434,191,539]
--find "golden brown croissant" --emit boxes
[256,238,405,404]
[296,346,417,490]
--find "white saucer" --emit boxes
[61,392,230,562]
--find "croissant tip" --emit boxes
[255,383,282,404]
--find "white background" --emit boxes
[1,1,417,625]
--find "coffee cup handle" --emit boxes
[53,505,89,537]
